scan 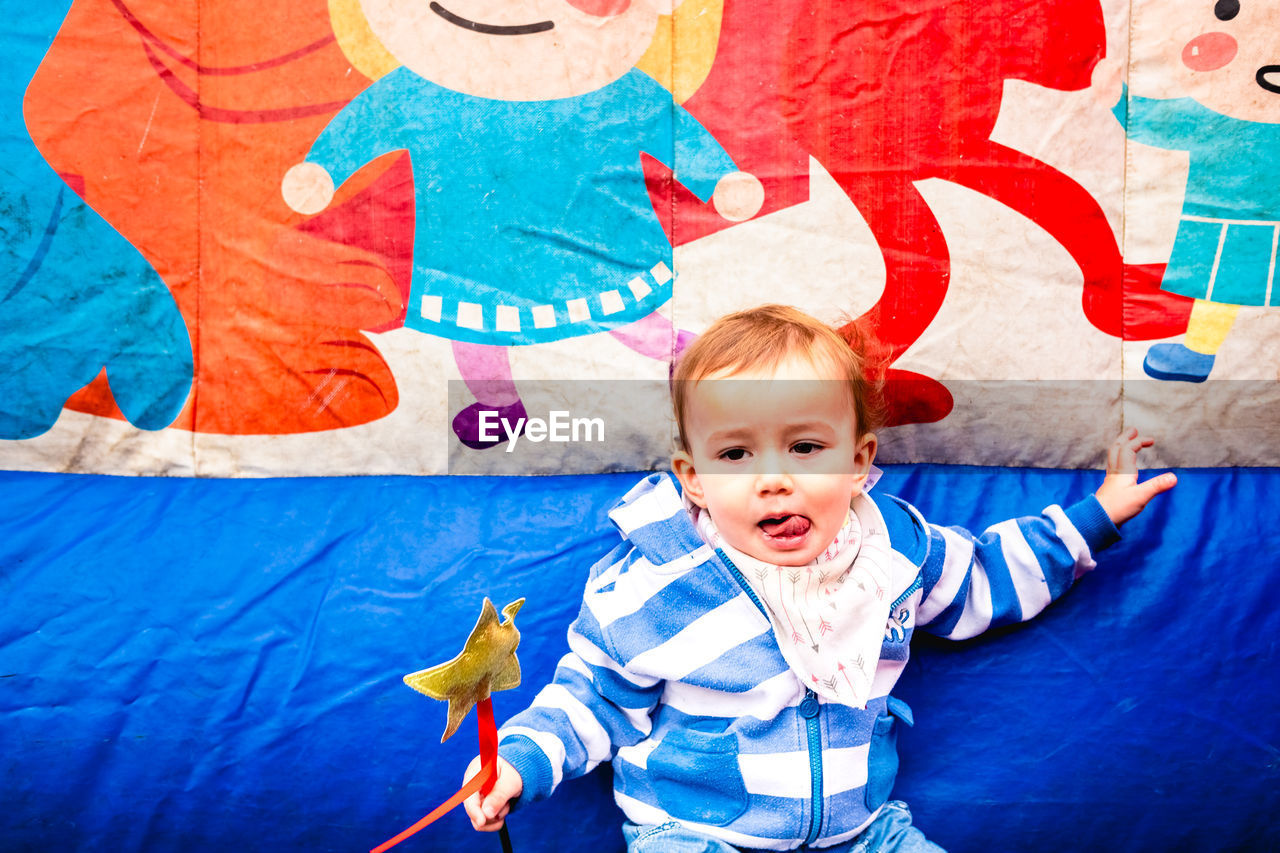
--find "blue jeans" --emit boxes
[622,801,945,853]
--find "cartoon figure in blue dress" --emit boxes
[1,0,192,439]
[283,0,763,446]
[1098,0,1280,382]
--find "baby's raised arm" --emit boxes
[1094,427,1177,526]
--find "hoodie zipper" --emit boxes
[800,689,823,844]
[718,548,824,845]
[716,547,768,617]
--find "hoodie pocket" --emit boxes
[865,696,914,811]
[647,725,748,826]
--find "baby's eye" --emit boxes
[792,441,823,455]
[1215,0,1239,21]
[719,448,749,462]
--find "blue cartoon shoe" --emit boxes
[1143,343,1215,383]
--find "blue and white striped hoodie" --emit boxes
[498,473,1119,850]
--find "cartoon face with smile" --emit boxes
[358,0,678,100]
[1132,0,1280,121]
[286,0,758,448]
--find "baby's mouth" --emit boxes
[759,515,812,540]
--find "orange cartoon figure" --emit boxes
[25,0,410,435]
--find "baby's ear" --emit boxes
[671,452,706,507]
[853,432,878,489]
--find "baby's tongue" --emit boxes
[760,515,811,538]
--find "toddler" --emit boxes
[463,304,1174,851]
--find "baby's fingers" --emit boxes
[463,783,487,829]
[1125,471,1178,520]
[1107,427,1155,473]
[1141,472,1179,500]
[463,790,485,829]
[482,796,511,828]
[462,756,494,830]
[464,789,508,831]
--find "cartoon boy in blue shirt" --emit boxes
[1101,0,1280,381]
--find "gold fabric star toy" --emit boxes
[403,597,525,742]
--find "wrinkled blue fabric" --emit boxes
[1,466,1276,852]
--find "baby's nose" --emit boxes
[754,466,794,493]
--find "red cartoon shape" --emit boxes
[663,0,1193,425]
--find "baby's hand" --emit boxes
[1094,428,1176,526]
[462,754,523,832]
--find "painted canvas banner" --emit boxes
[5,4,1279,851]
[3,0,1278,476]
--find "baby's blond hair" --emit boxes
[672,304,882,450]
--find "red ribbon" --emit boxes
[370,697,500,853]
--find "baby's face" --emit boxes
[672,355,877,567]
[359,0,669,101]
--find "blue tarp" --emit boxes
[3,466,1278,851]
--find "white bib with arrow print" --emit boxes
[693,492,893,708]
